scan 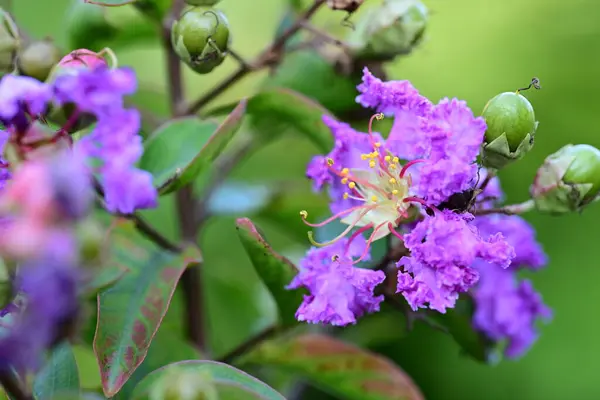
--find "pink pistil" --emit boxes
[399,159,426,178]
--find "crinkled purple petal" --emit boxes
[0,75,52,122]
[287,237,384,326]
[397,210,514,312]
[102,167,157,214]
[472,262,551,359]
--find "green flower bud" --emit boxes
[530,144,600,214]
[0,8,20,77]
[17,39,63,82]
[150,368,218,400]
[347,0,428,61]
[185,0,222,5]
[481,91,538,170]
[171,6,230,74]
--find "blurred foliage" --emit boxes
[11,0,600,399]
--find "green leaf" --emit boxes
[33,342,80,400]
[94,220,202,397]
[133,0,172,21]
[82,0,138,6]
[427,296,499,363]
[130,360,286,400]
[82,264,128,298]
[141,100,247,194]
[265,50,361,115]
[236,218,305,327]
[206,89,333,152]
[242,333,424,400]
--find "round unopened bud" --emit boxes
[347,0,428,61]
[150,368,218,400]
[530,144,600,214]
[57,48,109,70]
[0,8,20,77]
[17,39,63,82]
[171,6,230,74]
[481,91,538,170]
[185,0,222,5]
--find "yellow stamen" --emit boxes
[393,157,399,164]
[384,155,391,162]
[326,158,334,166]
[389,164,397,169]
[389,178,397,184]
[375,113,384,120]
[361,154,368,160]
[369,160,376,168]
[392,189,399,195]
[348,182,356,189]
[341,177,348,184]
[341,168,349,176]
[372,151,379,157]
[374,142,381,148]
[343,193,349,199]
[331,254,340,262]
[371,195,378,202]
[300,210,308,218]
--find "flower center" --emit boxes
[301,113,426,264]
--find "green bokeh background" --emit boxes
[13,0,600,399]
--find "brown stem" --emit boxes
[163,0,186,116]
[472,200,535,216]
[185,0,327,114]
[218,325,278,364]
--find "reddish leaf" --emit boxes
[243,333,424,400]
[93,220,202,397]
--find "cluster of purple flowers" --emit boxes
[290,68,551,358]
[0,49,156,370]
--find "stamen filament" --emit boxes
[388,222,404,241]
[300,204,375,228]
[344,223,374,255]
[352,222,386,265]
[399,159,426,178]
[307,207,374,247]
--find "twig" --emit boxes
[0,371,33,400]
[476,168,496,196]
[184,0,327,114]
[195,136,256,226]
[219,325,278,364]
[299,20,347,49]
[472,200,535,216]
[228,49,252,70]
[163,0,186,116]
[93,179,182,253]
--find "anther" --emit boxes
[393,157,399,164]
[369,160,376,168]
[343,193,349,199]
[326,158,334,166]
[389,178,397,184]
[341,168,349,175]
[361,154,368,160]
[384,155,391,162]
[300,210,308,218]
[374,142,381,148]
[348,182,356,189]
[371,195,378,202]
[341,177,348,184]
[375,113,384,120]
[331,254,340,262]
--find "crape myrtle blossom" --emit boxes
[294,67,515,324]
[470,177,551,358]
[0,57,157,214]
[287,236,385,326]
[0,150,90,371]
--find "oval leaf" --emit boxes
[33,342,80,400]
[242,333,424,400]
[236,218,305,327]
[206,89,333,152]
[130,360,286,400]
[141,100,246,195]
[94,220,202,397]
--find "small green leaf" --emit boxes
[242,333,424,400]
[33,342,80,400]
[236,218,305,327]
[428,296,499,363]
[82,264,128,298]
[130,360,286,400]
[94,220,202,397]
[141,100,246,194]
[206,89,333,152]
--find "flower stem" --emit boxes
[472,199,535,216]
[184,0,327,115]
[218,325,278,364]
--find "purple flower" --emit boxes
[0,131,11,191]
[287,237,385,326]
[396,210,514,313]
[473,214,546,270]
[0,75,52,123]
[472,262,551,358]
